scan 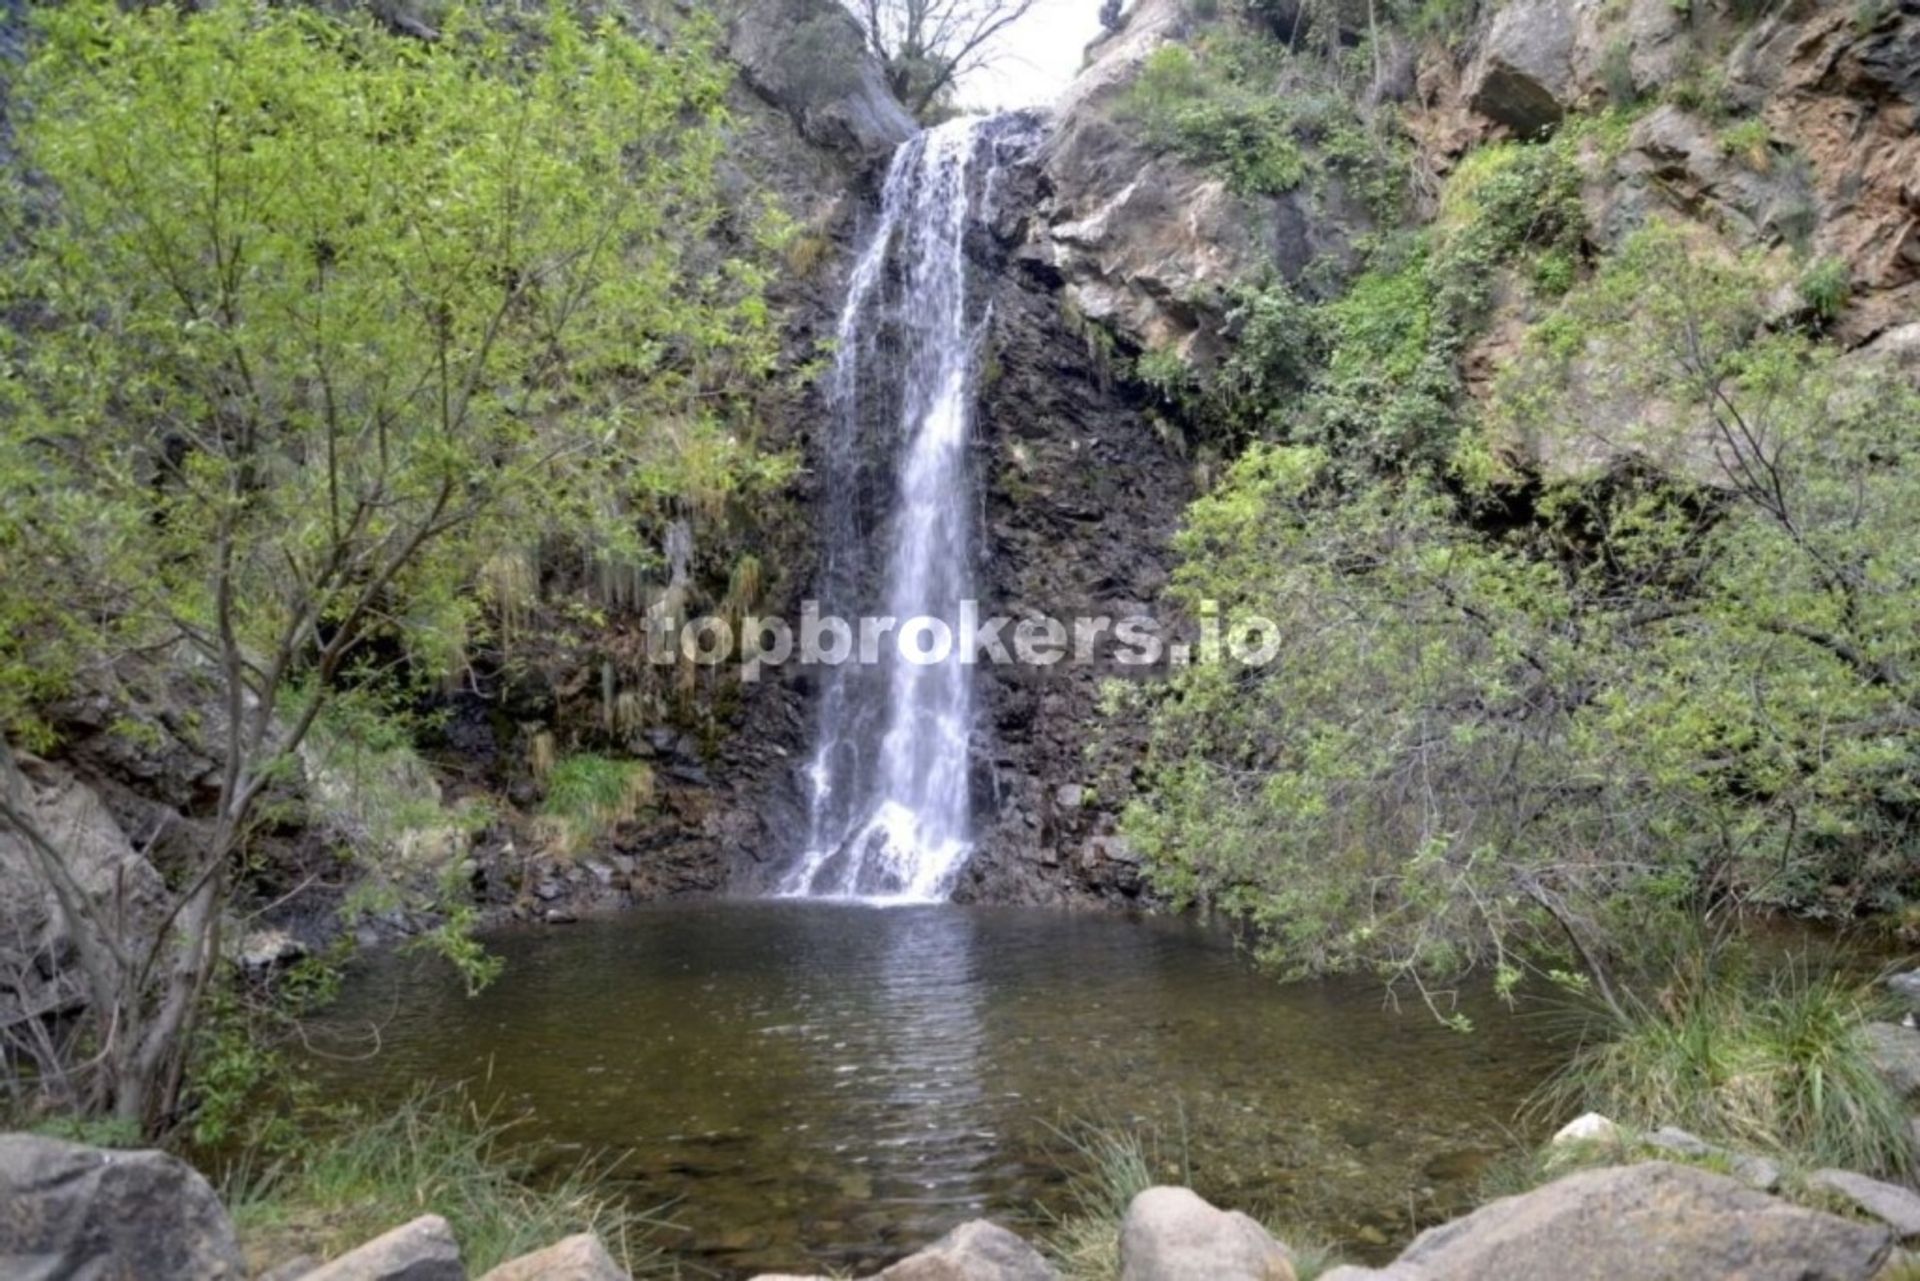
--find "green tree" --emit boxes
[0,0,786,1131]
[1115,221,1920,1010]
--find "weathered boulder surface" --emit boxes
[1323,1162,1890,1281]
[0,754,167,991]
[869,1219,1058,1280]
[1118,1186,1294,1281]
[1639,1125,1780,1192]
[0,1133,247,1281]
[297,1214,464,1281]
[1864,1021,1920,1101]
[1810,1170,1920,1242]
[1037,0,1365,365]
[1465,0,1579,136]
[728,0,915,162]
[1889,968,1920,1013]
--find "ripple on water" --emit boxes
[308,901,1564,1277]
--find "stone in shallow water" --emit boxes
[1119,1186,1294,1281]
[1888,970,1920,1014]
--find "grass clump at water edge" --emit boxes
[226,1089,669,1276]
[1529,953,1915,1181]
[1035,1120,1342,1281]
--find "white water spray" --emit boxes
[779,117,1030,901]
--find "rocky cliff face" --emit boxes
[17,0,1917,926]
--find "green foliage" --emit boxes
[0,0,789,1131]
[1123,43,1307,195]
[538,754,653,856]
[1535,954,1915,1178]
[1599,37,1639,106]
[1119,26,1409,211]
[228,1089,663,1275]
[1798,256,1851,320]
[1114,215,1920,999]
[1719,117,1774,168]
[0,0,786,721]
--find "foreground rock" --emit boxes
[1322,1162,1890,1281]
[1864,1022,1920,1101]
[1809,1170,1920,1243]
[872,1220,1058,1280]
[298,1215,463,1281]
[750,1220,1057,1281]
[1640,1126,1780,1192]
[0,1134,247,1280]
[1888,969,1920,1015]
[476,1232,627,1281]
[1119,1186,1294,1281]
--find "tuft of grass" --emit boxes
[1531,956,1914,1179]
[1036,1121,1164,1280]
[536,754,653,856]
[1035,1119,1343,1280]
[227,1090,666,1276]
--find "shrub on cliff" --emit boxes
[1113,217,1920,1009]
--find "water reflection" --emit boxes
[311,903,1563,1277]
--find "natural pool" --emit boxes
[310,901,1567,1277]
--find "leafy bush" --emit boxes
[1124,44,1307,195]
[1798,256,1851,319]
[1720,118,1774,168]
[1113,219,1920,999]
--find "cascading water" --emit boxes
[778,116,1032,902]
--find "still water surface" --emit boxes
[313,902,1565,1276]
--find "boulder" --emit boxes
[1887,969,1920,1015]
[298,1215,464,1281]
[1466,0,1578,136]
[477,1233,626,1281]
[1809,1170,1920,1242]
[1548,1112,1619,1148]
[1039,0,1363,362]
[1118,1186,1295,1281]
[1385,1162,1889,1280]
[1863,1022,1920,1102]
[1640,1126,1781,1192]
[0,1133,246,1280]
[0,754,168,1024]
[871,1220,1058,1280]
[728,0,915,162]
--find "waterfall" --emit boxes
[779,116,1030,902]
